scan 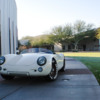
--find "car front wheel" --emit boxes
[46,59,58,81]
[1,74,15,80]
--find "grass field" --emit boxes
[62,52,100,84]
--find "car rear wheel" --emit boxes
[46,59,58,81]
[1,74,15,80]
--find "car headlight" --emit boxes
[0,56,5,65]
[37,56,47,66]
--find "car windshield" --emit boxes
[20,48,55,54]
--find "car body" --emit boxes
[0,48,65,80]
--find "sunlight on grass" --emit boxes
[62,52,100,57]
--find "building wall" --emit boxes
[0,0,18,55]
[54,39,100,52]
[86,39,99,51]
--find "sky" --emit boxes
[15,0,100,39]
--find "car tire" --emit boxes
[1,74,15,80]
[46,59,58,81]
[60,59,65,72]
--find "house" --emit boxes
[55,39,100,52]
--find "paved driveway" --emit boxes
[0,57,100,100]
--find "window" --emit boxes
[63,45,65,50]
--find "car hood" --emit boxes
[4,53,53,66]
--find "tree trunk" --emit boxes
[74,42,78,51]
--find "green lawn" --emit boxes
[69,57,100,84]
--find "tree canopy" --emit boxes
[96,28,100,39]
[21,34,54,47]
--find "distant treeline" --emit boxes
[20,20,100,50]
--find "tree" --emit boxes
[71,29,96,50]
[73,20,94,34]
[96,28,100,51]
[72,20,94,50]
[96,28,100,39]
[21,34,54,49]
[49,24,73,44]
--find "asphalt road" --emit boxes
[0,57,100,100]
